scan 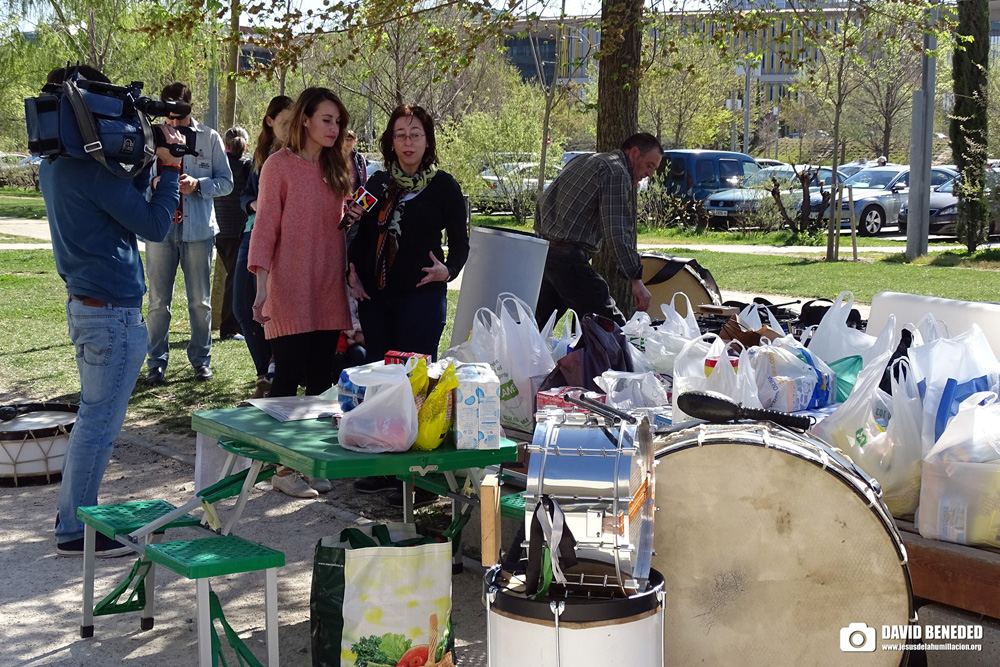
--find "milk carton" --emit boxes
[454,363,501,450]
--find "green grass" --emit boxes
[0,187,40,196]
[645,246,1000,304]
[0,194,47,219]
[0,232,44,243]
[471,214,957,248]
[0,249,459,434]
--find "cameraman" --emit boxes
[39,66,187,557]
[144,82,233,385]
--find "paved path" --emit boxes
[4,216,970,256]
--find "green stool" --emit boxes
[77,500,201,637]
[499,491,526,520]
[145,535,284,667]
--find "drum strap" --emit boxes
[524,497,578,598]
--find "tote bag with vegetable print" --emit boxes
[311,523,453,667]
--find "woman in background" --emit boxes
[214,126,252,341]
[234,95,292,399]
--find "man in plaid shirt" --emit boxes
[534,133,663,326]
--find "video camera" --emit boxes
[25,74,198,179]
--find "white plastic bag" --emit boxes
[919,392,1000,548]
[442,307,500,364]
[804,291,876,364]
[878,358,924,517]
[813,348,893,454]
[595,370,671,410]
[814,355,923,518]
[749,336,836,412]
[907,324,1000,454]
[659,293,700,340]
[737,303,783,333]
[541,309,582,361]
[673,334,761,422]
[622,310,656,349]
[492,295,555,432]
[339,365,418,453]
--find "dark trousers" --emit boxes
[358,285,447,363]
[232,231,272,378]
[535,245,625,327]
[268,330,339,397]
[215,236,241,339]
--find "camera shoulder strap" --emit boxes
[63,80,135,180]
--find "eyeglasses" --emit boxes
[393,132,426,143]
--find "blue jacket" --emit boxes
[40,158,180,307]
[148,118,233,242]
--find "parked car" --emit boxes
[656,150,760,201]
[836,163,868,178]
[473,162,555,215]
[834,165,958,236]
[561,151,595,166]
[755,158,786,169]
[0,152,31,168]
[365,159,382,180]
[704,164,845,225]
[898,174,999,237]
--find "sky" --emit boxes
[13,0,608,33]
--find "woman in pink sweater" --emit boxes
[248,87,353,398]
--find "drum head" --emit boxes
[0,410,76,437]
[654,427,911,666]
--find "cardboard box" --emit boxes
[454,363,501,450]
[535,387,606,413]
[384,350,433,366]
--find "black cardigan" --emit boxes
[348,169,469,295]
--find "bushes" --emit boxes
[637,180,707,228]
[0,164,40,191]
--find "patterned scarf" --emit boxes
[373,162,439,290]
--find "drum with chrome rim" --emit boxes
[652,422,914,666]
[525,409,655,592]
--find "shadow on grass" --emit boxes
[881,248,1000,269]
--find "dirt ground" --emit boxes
[0,438,493,667]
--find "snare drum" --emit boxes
[653,423,913,666]
[0,403,77,484]
[526,410,655,591]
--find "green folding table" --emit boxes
[189,407,520,525]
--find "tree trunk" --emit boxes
[222,0,240,131]
[593,0,642,320]
[952,0,990,252]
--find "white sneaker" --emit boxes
[271,472,319,498]
[306,476,333,493]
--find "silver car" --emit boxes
[704,165,843,225]
[836,166,958,236]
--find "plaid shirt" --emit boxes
[534,149,642,280]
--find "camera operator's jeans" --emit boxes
[56,299,146,544]
[144,225,214,371]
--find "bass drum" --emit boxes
[653,423,913,666]
[640,252,721,317]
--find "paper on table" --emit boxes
[247,395,342,422]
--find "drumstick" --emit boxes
[676,391,813,431]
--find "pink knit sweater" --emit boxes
[247,148,351,339]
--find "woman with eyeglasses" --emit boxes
[346,105,469,365]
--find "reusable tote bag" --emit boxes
[311,523,453,667]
